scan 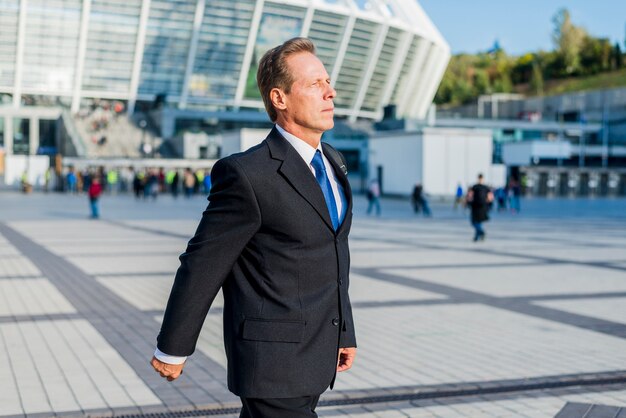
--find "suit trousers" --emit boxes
[240,394,321,418]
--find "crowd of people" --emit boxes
[60,166,212,200]
[75,100,126,147]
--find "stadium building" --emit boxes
[0,0,449,121]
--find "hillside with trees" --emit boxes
[434,9,626,107]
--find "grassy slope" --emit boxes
[514,68,626,97]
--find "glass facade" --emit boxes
[334,18,379,109]
[361,26,402,112]
[307,10,347,73]
[0,0,448,120]
[139,0,195,98]
[0,1,19,89]
[82,0,141,94]
[22,0,82,94]
[243,2,305,99]
[389,35,420,105]
[12,117,29,155]
[189,0,256,101]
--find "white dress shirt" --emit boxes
[275,124,345,221]
[154,124,346,365]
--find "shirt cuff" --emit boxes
[154,348,187,365]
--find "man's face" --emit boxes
[278,52,336,141]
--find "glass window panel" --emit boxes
[22,0,82,93]
[361,27,401,112]
[189,0,256,101]
[390,35,419,105]
[0,2,19,87]
[334,18,378,109]
[13,118,29,155]
[82,0,142,93]
[242,2,305,100]
[307,10,347,72]
[139,0,196,98]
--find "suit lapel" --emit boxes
[266,128,335,232]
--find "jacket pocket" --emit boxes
[242,318,305,343]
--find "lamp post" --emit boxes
[139,119,148,157]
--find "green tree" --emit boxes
[580,36,612,74]
[511,53,534,84]
[611,42,623,69]
[552,8,587,75]
[529,62,544,95]
[473,69,491,95]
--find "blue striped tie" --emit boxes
[311,150,339,230]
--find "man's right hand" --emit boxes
[151,356,185,381]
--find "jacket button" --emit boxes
[332,318,340,326]
[338,279,343,285]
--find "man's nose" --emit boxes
[325,84,336,99]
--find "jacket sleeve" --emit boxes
[340,279,357,348]
[157,157,261,356]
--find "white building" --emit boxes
[368,127,505,196]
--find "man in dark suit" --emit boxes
[150,37,357,418]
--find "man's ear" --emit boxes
[270,88,287,111]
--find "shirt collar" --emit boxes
[275,124,321,166]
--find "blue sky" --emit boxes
[419,0,626,55]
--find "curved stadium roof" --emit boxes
[0,0,449,120]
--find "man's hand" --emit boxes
[151,356,185,381]
[337,347,356,372]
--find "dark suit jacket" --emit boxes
[157,127,356,398]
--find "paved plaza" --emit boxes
[0,191,625,417]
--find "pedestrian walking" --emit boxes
[366,179,381,216]
[467,173,494,241]
[183,168,195,198]
[453,183,464,210]
[88,176,103,219]
[66,168,77,194]
[202,170,211,194]
[171,170,180,198]
[495,186,507,211]
[411,183,431,216]
[508,178,521,213]
[150,37,356,418]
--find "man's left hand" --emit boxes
[337,347,356,372]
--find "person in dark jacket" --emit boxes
[466,174,493,241]
[150,38,356,418]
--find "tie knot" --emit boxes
[311,150,326,171]
[311,150,326,173]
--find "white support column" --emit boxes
[349,24,388,122]
[379,31,412,108]
[4,116,14,155]
[234,0,265,108]
[396,38,429,117]
[71,0,92,113]
[330,15,356,87]
[299,0,315,38]
[29,117,39,155]
[179,0,205,109]
[13,0,27,108]
[127,0,152,114]
[406,47,437,117]
[415,49,450,118]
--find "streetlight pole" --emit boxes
[139,119,147,157]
